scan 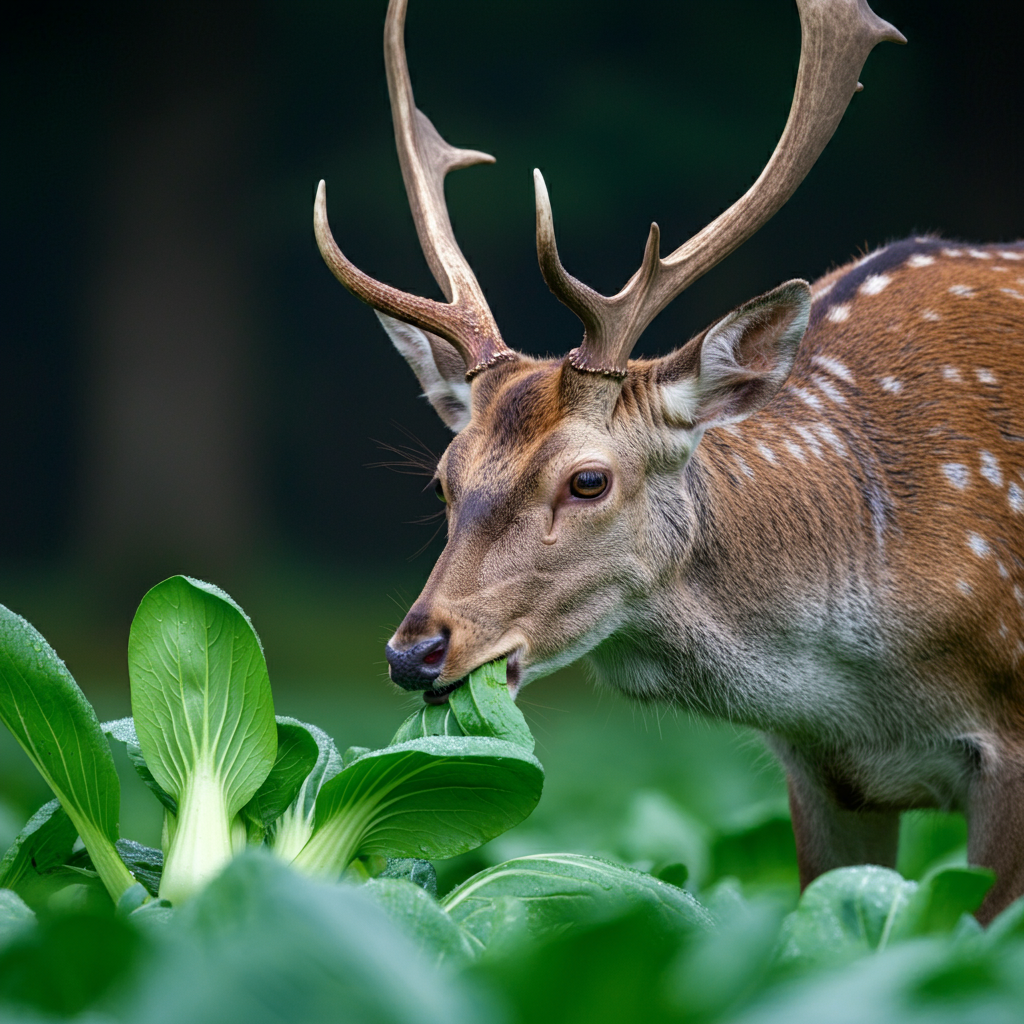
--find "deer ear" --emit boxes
[376,312,472,432]
[657,280,811,429]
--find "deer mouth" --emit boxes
[421,648,524,704]
[422,677,466,705]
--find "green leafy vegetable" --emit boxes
[442,852,711,948]
[380,857,438,897]
[0,889,34,950]
[124,853,480,1024]
[0,799,77,892]
[776,866,916,965]
[291,737,543,879]
[367,877,477,968]
[102,717,177,814]
[0,605,136,903]
[268,716,344,862]
[391,702,465,744]
[886,866,994,941]
[128,576,278,904]
[449,659,533,751]
[240,720,319,843]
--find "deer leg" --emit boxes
[786,769,900,890]
[967,761,1024,925]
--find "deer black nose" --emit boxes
[385,635,448,690]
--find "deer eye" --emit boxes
[434,480,447,503]
[569,470,608,499]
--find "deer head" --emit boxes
[315,0,904,700]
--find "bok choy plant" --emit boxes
[0,576,547,911]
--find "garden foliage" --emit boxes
[1,577,1023,1022]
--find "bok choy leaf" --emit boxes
[128,576,277,904]
[0,605,136,903]
[291,736,543,879]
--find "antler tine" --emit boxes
[314,0,517,378]
[538,0,906,378]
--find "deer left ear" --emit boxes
[376,312,473,432]
[657,279,811,429]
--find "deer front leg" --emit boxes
[785,767,900,890]
[968,760,1024,925]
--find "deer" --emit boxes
[313,0,1024,923]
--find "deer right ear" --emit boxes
[657,280,811,431]
[376,312,473,432]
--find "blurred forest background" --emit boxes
[1,0,1022,876]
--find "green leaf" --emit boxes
[366,877,477,967]
[291,736,543,879]
[886,866,994,941]
[128,576,278,904]
[115,840,164,898]
[380,857,438,897]
[0,799,77,892]
[124,853,481,1024]
[0,889,35,950]
[776,865,917,965]
[102,717,177,814]
[267,716,344,862]
[241,720,319,840]
[618,790,710,887]
[442,852,711,949]
[0,605,135,903]
[0,906,144,1018]
[391,703,465,745]
[449,659,533,751]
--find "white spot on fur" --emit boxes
[942,248,964,258]
[811,282,835,302]
[921,309,942,322]
[1000,288,1024,301]
[794,425,824,458]
[942,366,962,383]
[813,356,855,383]
[957,580,973,595]
[968,249,992,260]
[721,423,742,437]
[949,284,976,297]
[1015,585,1024,606]
[990,266,1009,273]
[976,368,997,385]
[998,562,1010,579]
[999,251,1024,261]
[1009,482,1024,513]
[860,274,892,295]
[812,374,847,405]
[942,463,970,489]
[967,532,990,558]
[979,451,1002,487]
[879,377,903,394]
[784,440,806,462]
[756,442,777,464]
[827,304,852,323]
[735,455,754,480]
[791,386,823,411]
[907,254,935,268]
[815,423,847,457]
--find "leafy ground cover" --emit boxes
[0,575,1020,1023]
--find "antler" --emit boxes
[536,0,906,378]
[314,0,516,378]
